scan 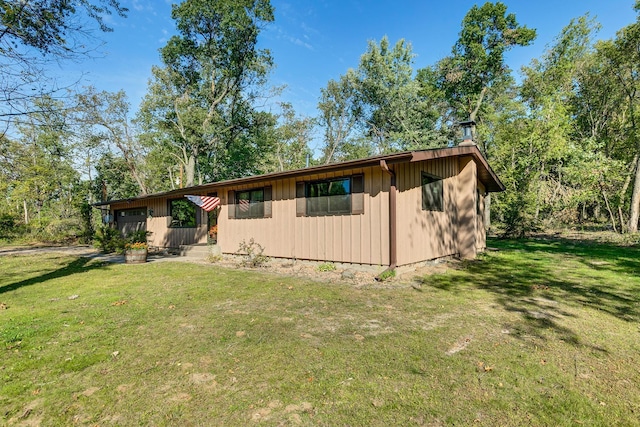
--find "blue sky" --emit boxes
[58,0,636,145]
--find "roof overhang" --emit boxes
[93,146,504,207]
[409,145,505,192]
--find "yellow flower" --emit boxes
[125,242,148,250]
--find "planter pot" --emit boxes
[125,248,148,264]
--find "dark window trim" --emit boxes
[305,177,351,217]
[229,186,272,220]
[297,174,364,217]
[421,172,444,212]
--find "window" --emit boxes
[296,175,364,217]
[228,187,272,220]
[235,188,265,219]
[169,199,197,227]
[422,173,443,212]
[306,178,351,215]
[119,208,146,217]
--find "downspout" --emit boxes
[377,159,397,279]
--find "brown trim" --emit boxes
[93,146,504,207]
[351,174,364,215]
[295,182,305,217]
[228,190,236,219]
[263,186,272,218]
[410,146,504,192]
[379,160,397,271]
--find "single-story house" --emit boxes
[94,144,504,268]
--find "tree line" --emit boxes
[1,0,640,243]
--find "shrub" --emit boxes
[79,202,94,244]
[318,262,336,272]
[94,225,124,253]
[376,268,396,282]
[126,229,149,244]
[237,238,269,267]
[0,213,17,239]
[43,218,83,243]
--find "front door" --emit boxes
[207,193,219,244]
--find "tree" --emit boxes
[76,87,149,195]
[0,0,128,130]
[1,95,85,241]
[417,2,535,230]
[355,37,440,152]
[440,2,536,123]
[318,71,361,164]
[138,0,275,187]
[92,152,141,202]
[317,36,443,161]
[576,2,640,233]
[266,102,314,172]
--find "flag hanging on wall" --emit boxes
[184,195,221,212]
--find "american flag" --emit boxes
[184,195,220,212]
[238,198,250,212]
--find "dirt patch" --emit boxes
[446,336,472,355]
[204,254,454,288]
[81,387,100,397]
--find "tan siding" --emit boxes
[395,158,460,266]
[456,157,478,258]
[214,167,388,265]
[108,155,486,265]
[109,196,207,248]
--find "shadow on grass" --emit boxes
[421,237,640,349]
[0,256,106,295]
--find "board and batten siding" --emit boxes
[107,154,488,265]
[217,166,390,265]
[395,157,461,266]
[111,196,208,248]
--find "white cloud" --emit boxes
[268,25,314,51]
[131,0,144,11]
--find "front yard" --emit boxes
[1,237,639,426]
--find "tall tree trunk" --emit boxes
[600,183,617,233]
[627,154,640,233]
[484,193,491,230]
[23,200,29,224]
[185,155,196,187]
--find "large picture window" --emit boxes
[422,173,443,212]
[236,188,265,219]
[296,175,363,217]
[169,199,197,227]
[306,177,351,216]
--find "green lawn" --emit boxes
[1,237,640,426]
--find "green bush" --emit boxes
[126,229,149,244]
[317,262,336,272]
[237,238,269,267]
[79,202,94,244]
[94,225,124,253]
[0,213,17,239]
[376,268,396,282]
[43,218,83,243]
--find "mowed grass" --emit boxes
[1,238,640,426]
